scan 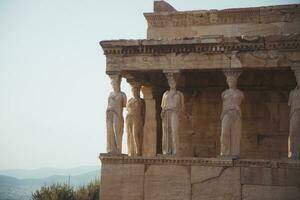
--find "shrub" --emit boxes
[32,179,100,200]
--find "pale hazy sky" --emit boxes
[1,0,299,170]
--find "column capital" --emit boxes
[163,69,181,74]
[223,68,243,79]
[163,70,181,85]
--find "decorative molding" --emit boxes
[235,159,300,168]
[100,35,300,56]
[223,68,243,78]
[99,154,300,168]
[99,154,233,166]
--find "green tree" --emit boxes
[32,179,100,200]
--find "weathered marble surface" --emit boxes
[241,167,300,186]
[126,83,144,156]
[220,69,244,157]
[145,1,300,39]
[141,86,157,156]
[101,39,300,72]
[288,67,300,159]
[99,156,300,200]
[100,164,144,200]
[100,2,300,200]
[144,165,191,200]
[161,72,184,155]
[106,74,127,154]
[192,167,241,200]
[242,185,300,200]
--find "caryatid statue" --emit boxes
[106,74,127,154]
[126,83,145,156]
[161,72,184,155]
[288,67,300,159]
[220,69,244,158]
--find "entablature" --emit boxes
[100,34,300,56]
[100,34,300,72]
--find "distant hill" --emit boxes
[0,168,100,200]
[0,165,99,179]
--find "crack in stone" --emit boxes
[191,167,228,185]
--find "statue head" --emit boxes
[131,84,141,98]
[166,73,178,90]
[226,76,238,89]
[223,69,242,90]
[109,74,121,92]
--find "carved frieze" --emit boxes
[145,4,300,28]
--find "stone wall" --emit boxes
[99,155,300,200]
[179,89,291,159]
[157,69,295,159]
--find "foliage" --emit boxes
[32,179,100,200]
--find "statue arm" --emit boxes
[221,91,226,100]
[161,92,167,108]
[126,98,132,111]
[161,92,167,119]
[106,93,112,110]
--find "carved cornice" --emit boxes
[100,34,300,56]
[99,154,300,168]
[235,159,300,168]
[144,4,300,28]
[99,154,233,166]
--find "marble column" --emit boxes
[106,73,127,154]
[220,69,244,158]
[161,71,184,156]
[141,86,157,156]
[288,65,300,159]
[125,78,145,157]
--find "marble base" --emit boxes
[99,154,300,200]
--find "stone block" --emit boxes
[191,166,241,200]
[242,185,300,200]
[241,167,300,187]
[100,164,144,200]
[191,166,223,183]
[144,165,191,200]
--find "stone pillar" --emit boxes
[141,86,157,156]
[161,70,184,156]
[106,72,127,154]
[220,69,244,158]
[125,76,144,157]
[288,64,300,159]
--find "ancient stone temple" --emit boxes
[99,1,300,199]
